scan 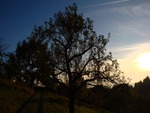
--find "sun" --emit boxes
[136,53,150,70]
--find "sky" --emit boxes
[1,0,150,84]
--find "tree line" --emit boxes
[74,76,150,113]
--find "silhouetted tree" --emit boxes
[135,76,150,94]
[30,4,125,113]
[13,37,53,87]
[0,38,9,78]
[111,84,133,113]
[89,85,110,107]
[5,53,20,80]
[133,76,150,113]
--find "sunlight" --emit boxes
[136,53,150,70]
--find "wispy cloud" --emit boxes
[85,0,129,8]
[112,3,150,16]
[112,42,150,60]
[84,0,150,83]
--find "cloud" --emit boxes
[84,1,150,59]
[112,2,150,16]
[84,1,150,84]
[113,43,150,58]
[85,2,150,37]
[85,0,129,8]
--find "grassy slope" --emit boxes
[0,79,34,113]
[0,79,111,113]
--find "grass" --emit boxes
[0,79,112,113]
[0,79,34,113]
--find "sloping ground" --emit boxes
[0,79,111,113]
[0,79,34,113]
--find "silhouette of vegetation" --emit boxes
[1,3,150,113]
[26,3,125,113]
[5,37,57,88]
[15,37,53,87]
[135,76,150,94]
[0,78,34,113]
[74,76,150,113]
[1,3,125,113]
[1,76,150,113]
[0,79,112,113]
[0,38,9,78]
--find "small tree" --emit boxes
[32,4,125,113]
[11,37,52,87]
[0,38,9,78]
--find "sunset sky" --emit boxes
[1,0,150,84]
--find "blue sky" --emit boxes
[1,0,150,83]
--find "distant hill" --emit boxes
[0,79,111,113]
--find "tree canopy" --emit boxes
[0,38,9,78]
[1,4,126,113]
[29,3,125,113]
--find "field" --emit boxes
[0,79,111,113]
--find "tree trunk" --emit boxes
[69,91,75,113]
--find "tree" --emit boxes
[134,76,150,94]
[5,53,19,80]
[11,37,53,87]
[105,84,133,113]
[31,4,125,113]
[133,77,150,113]
[0,38,9,78]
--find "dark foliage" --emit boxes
[2,3,150,113]
[33,3,125,113]
[75,76,150,113]
[0,38,9,78]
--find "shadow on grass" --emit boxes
[37,91,43,113]
[15,91,37,113]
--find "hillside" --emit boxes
[0,79,111,113]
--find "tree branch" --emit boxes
[52,74,69,92]
[69,45,93,62]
